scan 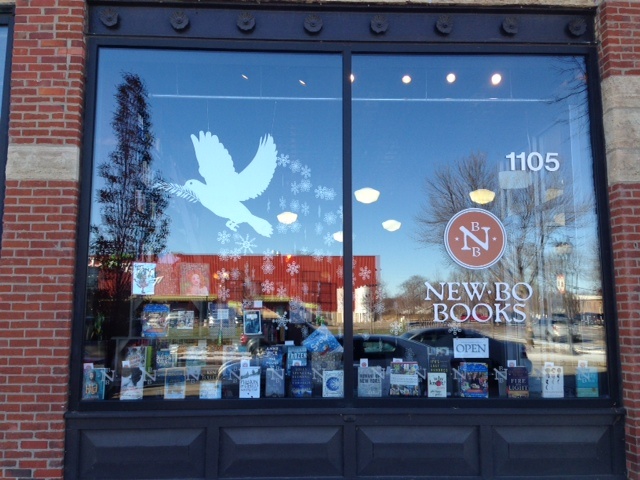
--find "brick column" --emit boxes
[598,1,640,478]
[0,0,86,479]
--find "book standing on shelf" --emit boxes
[542,365,565,398]
[506,366,530,398]
[576,365,599,397]
[265,368,285,398]
[458,362,489,398]
[427,372,447,398]
[164,367,187,399]
[290,365,313,397]
[239,365,261,399]
[286,345,308,374]
[141,304,170,338]
[199,366,222,399]
[429,354,451,397]
[120,346,147,400]
[82,365,106,400]
[322,370,344,398]
[389,361,420,397]
[358,366,383,397]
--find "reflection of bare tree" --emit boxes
[90,73,170,336]
[397,275,430,317]
[415,151,591,317]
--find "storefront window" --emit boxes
[352,55,608,399]
[83,49,344,400]
[82,48,609,402]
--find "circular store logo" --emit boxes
[444,208,507,270]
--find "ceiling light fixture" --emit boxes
[332,231,344,243]
[469,188,496,205]
[241,74,249,80]
[382,219,401,232]
[446,73,456,83]
[491,73,502,86]
[402,75,412,84]
[299,79,307,86]
[277,211,298,224]
[354,187,380,204]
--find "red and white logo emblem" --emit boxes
[444,208,506,270]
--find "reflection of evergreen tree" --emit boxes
[90,73,169,337]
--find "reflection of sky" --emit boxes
[91,50,601,297]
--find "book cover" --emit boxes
[155,263,179,296]
[542,365,564,398]
[180,263,210,296]
[459,362,489,398]
[120,346,147,400]
[389,361,420,397]
[322,370,344,398]
[290,365,313,397]
[243,310,262,335]
[265,367,285,398]
[82,367,106,400]
[260,345,284,370]
[239,365,261,399]
[427,372,447,398]
[185,345,207,381]
[302,325,343,354]
[199,366,222,399]
[286,345,308,374]
[141,303,170,338]
[132,262,156,296]
[507,366,529,398]
[311,351,342,390]
[357,366,383,398]
[576,366,599,397]
[164,367,187,399]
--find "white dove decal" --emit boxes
[157,131,278,237]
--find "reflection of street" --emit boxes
[490,324,607,376]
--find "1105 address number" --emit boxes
[507,152,559,172]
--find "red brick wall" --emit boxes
[598,2,640,478]
[0,0,86,479]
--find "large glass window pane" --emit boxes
[352,55,608,399]
[83,49,344,401]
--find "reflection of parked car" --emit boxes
[401,328,532,372]
[533,315,582,342]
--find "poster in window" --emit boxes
[179,263,210,296]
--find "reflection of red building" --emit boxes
[96,254,378,319]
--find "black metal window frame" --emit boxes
[70,4,620,412]
[0,8,14,239]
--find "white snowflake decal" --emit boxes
[229,249,241,262]
[218,249,230,261]
[218,286,230,302]
[290,222,302,233]
[448,322,462,335]
[263,249,275,262]
[300,165,311,178]
[314,186,337,201]
[323,233,335,246]
[390,321,404,336]
[231,268,241,281]
[286,261,300,276]
[272,312,289,330]
[359,266,372,280]
[277,154,290,167]
[324,212,337,225]
[291,181,300,195]
[301,202,310,216]
[314,222,324,235]
[217,268,230,283]
[261,261,275,275]
[279,196,287,209]
[217,230,231,244]
[290,199,300,212]
[312,249,324,262]
[290,159,302,173]
[276,285,288,298]
[299,179,312,192]
[302,283,309,295]
[276,223,289,234]
[234,234,256,254]
[261,280,275,294]
[336,266,343,279]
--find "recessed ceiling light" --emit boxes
[277,211,298,224]
[241,74,249,80]
[402,75,412,84]
[350,73,355,83]
[299,79,307,86]
[491,73,502,86]
[382,220,401,232]
[332,231,344,243]
[354,187,380,204]
[446,73,456,83]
